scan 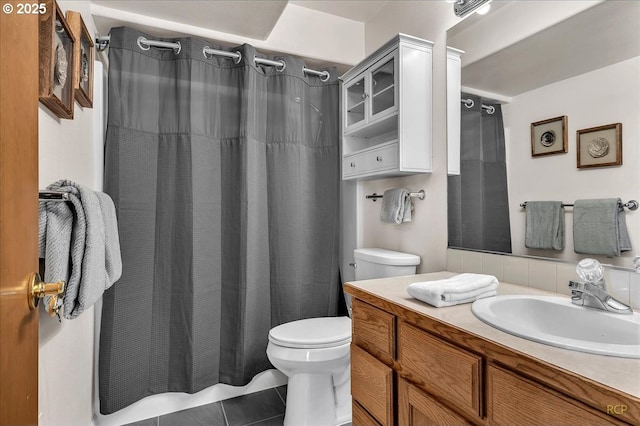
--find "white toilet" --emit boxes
[267,248,420,426]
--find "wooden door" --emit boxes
[0,3,40,425]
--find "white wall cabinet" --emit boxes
[341,34,433,180]
[446,47,464,176]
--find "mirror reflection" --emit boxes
[447,0,640,268]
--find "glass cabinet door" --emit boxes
[345,76,366,128]
[370,56,396,117]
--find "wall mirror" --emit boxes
[446,0,640,268]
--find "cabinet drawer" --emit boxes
[353,400,382,426]
[351,344,393,426]
[352,299,395,363]
[487,364,625,426]
[398,321,482,419]
[342,142,399,178]
[398,378,473,426]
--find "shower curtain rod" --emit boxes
[461,98,495,114]
[95,35,331,82]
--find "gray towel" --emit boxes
[38,180,122,319]
[380,188,413,224]
[573,198,632,257]
[524,201,565,250]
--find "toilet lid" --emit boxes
[268,317,352,349]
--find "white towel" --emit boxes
[380,188,413,224]
[407,273,499,308]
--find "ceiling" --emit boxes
[91,0,390,42]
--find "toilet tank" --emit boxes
[353,248,420,280]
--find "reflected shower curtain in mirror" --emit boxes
[99,27,340,414]
[448,94,511,253]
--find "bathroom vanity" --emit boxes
[345,272,640,425]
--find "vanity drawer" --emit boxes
[353,400,382,426]
[398,321,482,419]
[351,344,394,426]
[352,298,395,363]
[487,364,626,425]
[342,142,399,179]
[398,378,473,426]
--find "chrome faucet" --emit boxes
[568,281,632,314]
[569,258,632,314]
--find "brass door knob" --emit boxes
[28,273,65,316]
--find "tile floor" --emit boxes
[124,386,287,426]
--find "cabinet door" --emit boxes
[398,321,482,420]
[351,344,394,426]
[398,378,473,426]
[487,364,625,426]
[344,75,367,130]
[369,51,398,122]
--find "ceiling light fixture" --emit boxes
[453,0,493,17]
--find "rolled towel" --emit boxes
[380,188,413,224]
[407,273,499,308]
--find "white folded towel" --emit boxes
[407,273,499,308]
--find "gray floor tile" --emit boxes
[158,402,226,426]
[122,418,158,426]
[274,385,287,404]
[245,414,284,426]
[222,388,285,426]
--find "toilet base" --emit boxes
[283,373,351,426]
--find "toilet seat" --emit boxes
[268,317,351,349]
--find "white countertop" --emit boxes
[345,271,640,398]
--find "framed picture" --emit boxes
[66,11,93,108]
[530,115,568,157]
[577,123,622,169]
[39,0,75,119]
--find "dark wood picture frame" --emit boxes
[577,123,622,169]
[39,0,75,119]
[530,115,568,157]
[66,10,93,108]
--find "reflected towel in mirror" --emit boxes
[524,201,565,250]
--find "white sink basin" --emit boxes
[471,295,640,358]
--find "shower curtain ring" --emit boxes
[463,98,474,108]
[233,51,242,64]
[320,71,330,82]
[137,36,150,51]
[275,60,286,72]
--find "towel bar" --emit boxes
[366,190,425,202]
[520,200,638,211]
[39,191,70,202]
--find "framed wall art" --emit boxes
[39,0,75,119]
[66,10,94,108]
[530,115,568,157]
[577,123,622,169]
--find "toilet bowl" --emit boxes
[267,248,421,426]
[267,316,352,426]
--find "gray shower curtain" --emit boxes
[99,27,340,414]
[448,93,511,253]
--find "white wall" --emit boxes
[357,2,461,273]
[504,57,640,266]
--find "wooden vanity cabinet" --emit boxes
[348,291,636,426]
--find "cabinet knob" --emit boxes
[376,156,383,162]
[350,162,356,168]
